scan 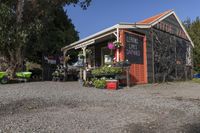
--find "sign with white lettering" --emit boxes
[154,15,188,40]
[125,33,143,64]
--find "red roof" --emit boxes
[137,10,173,25]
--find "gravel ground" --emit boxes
[0,81,200,133]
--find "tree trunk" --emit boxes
[6,46,24,79]
[16,0,25,23]
[5,0,25,79]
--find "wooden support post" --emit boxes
[79,68,83,80]
[117,28,120,62]
[151,29,155,83]
[126,66,130,88]
[63,50,67,81]
[82,47,87,81]
[175,38,177,80]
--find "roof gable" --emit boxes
[137,10,194,47]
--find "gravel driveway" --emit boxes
[0,81,200,133]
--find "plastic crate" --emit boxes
[106,80,118,90]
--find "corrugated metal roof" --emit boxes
[137,10,173,25]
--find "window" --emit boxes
[101,47,112,65]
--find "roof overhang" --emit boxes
[61,24,137,52]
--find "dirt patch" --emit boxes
[0,98,82,116]
[168,108,186,118]
[0,81,200,132]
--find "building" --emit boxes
[61,10,194,84]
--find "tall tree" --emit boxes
[25,4,79,64]
[0,0,91,76]
[184,17,200,72]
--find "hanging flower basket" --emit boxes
[107,41,122,50]
[114,41,122,49]
[107,42,116,50]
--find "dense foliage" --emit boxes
[0,0,91,76]
[92,66,123,76]
[184,17,200,72]
[92,78,107,89]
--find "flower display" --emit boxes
[107,42,115,50]
[114,41,122,48]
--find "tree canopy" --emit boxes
[0,0,91,74]
[184,17,200,72]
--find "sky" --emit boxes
[66,0,199,39]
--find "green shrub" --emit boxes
[92,66,122,76]
[192,78,200,83]
[194,66,200,73]
[93,79,106,89]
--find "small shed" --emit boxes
[61,10,194,84]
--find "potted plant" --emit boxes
[91,66,122,77]
[114,41,122,49]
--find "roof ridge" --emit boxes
[137,10,173,25]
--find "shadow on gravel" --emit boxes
[123,122,200,133]
[181,123,200,133]
[124,122,200,133]
[0,98,81,116]
[123,122,159,133]
[173,96,200,106]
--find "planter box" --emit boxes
[106,80,118,90]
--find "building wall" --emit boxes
[142,14,193,83]
[121,14,193,83]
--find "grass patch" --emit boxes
[192,78,200,83]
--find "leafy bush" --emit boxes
[192,78,200,83]
[93,78,106,89]
[194,66,200,73]
[92,66,122,76]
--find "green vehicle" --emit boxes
[0,72,32,84]
[16,72,32,81]
[0,72,9,84]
